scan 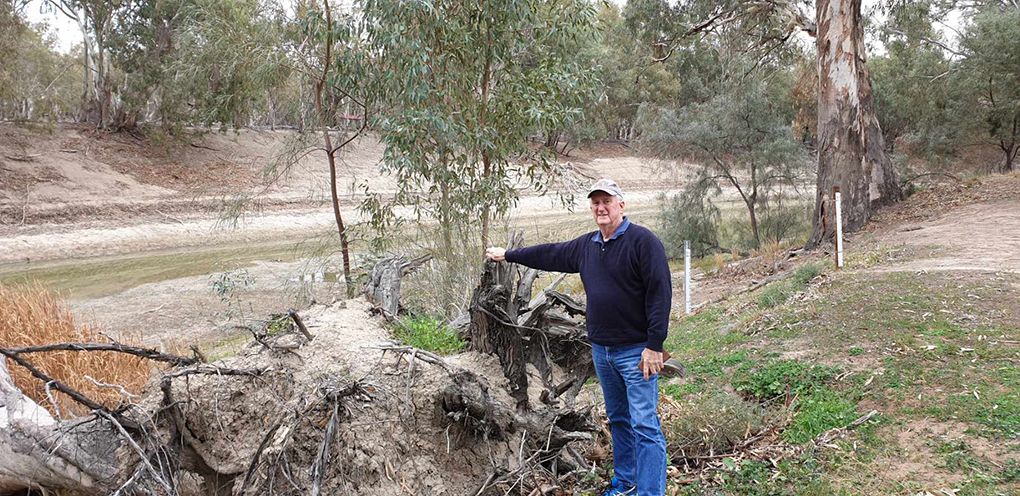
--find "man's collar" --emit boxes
[591,217,631,244]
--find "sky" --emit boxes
[23,1,79,53]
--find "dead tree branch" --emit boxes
[2,342,198,366]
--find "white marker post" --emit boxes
[684,240,692,314]
[834,186,844,268]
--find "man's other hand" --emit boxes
[485,247,507,262]
[640,348,663,380]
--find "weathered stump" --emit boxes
[364,254,432,316]
[467,232,594,412]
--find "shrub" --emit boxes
[757,263,821,308]
[656,189,721,259]
[394,315,465,355]
[660,388,777,459]
[758,283,793,308]
[0,283,153,417]
[793,263,821,285]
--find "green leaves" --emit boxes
[358,0,600,249]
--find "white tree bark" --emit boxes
[808,0,900,247]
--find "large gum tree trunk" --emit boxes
[808,0,901,248]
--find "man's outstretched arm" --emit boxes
[484,237,583,274]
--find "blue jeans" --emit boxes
[592,343,667,495]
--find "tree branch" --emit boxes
[0,348,140,430]
[3,342,198,366]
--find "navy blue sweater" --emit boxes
[506,221,672,351]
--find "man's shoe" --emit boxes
[601,477,636,496]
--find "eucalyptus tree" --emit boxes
[641,65,809,250]
[871,1,956,159]
[0,3,82,121]
[46,0,124,127]
[297,0,373,294]
[360,0,600,253]
[957,3,1020,172]
[626,0,902,248]
[594,2,682,142]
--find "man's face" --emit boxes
[589,191,625,229]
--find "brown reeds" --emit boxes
[0,282,153,418]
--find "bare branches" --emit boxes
[0,347,139,429]
[95,410,176,495]
[364,341,453,373]
[288,309,313,340]
[652,7,738,63]
[2,342,199,366]
[164,364,265,379]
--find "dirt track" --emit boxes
[871,200,1020,273]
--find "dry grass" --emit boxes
[0,282,154,418]
[749,239,791,265]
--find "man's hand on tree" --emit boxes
[640,348,663,380]
[485,247,507,262]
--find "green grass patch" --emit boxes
[661,381,704,400]
[685,350,750,377]
[1001,459,1020,483]
[666,308,749,358]
[783,389,859,444]
[394,315,465,355]
[660,267,1019,494]
[756,263,822,309]
[793,263,821,285]
[732,359,839,402]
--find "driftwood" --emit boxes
[466,231,594,409]
[364,254,433,316]
[0,356,123,494]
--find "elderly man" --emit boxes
[485,178,669,495]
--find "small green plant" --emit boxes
[211,269,255,322]
[758,283,792,308]
[933,439,1000,480]
[1001,459,1020,483]
[719,459,772,493]
[394,315,465,355]
[783,388,859,444]
[848,346,865,356]
[733,359,838,401]
[794,263,821,285]
[265,314,292,336]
